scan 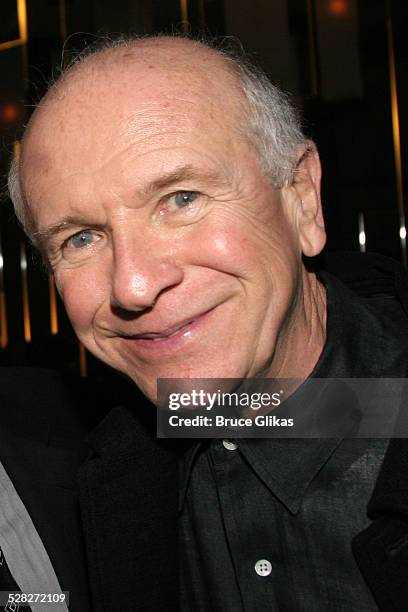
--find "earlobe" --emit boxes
[298,200,326,257]
[292,142,326,257]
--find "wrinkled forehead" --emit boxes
[21,42,245,181]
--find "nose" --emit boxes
[110,235,183,312]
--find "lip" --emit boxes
[121,308,215,353]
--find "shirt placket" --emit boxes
[210,439,280,612]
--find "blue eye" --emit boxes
[173,191,199,207]
[68,230,96,249]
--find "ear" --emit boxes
[291,141,326,257]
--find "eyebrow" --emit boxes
[33,164,225,244]
[33,217,106,245]
[140,164,226,195]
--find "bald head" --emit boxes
[33,36,245,128]
[10,35,305,237]
[49,36,239,95]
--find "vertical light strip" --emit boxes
[17,0,28,42]
[0,0,28,51]
[79,343,88,377]
[20,241,31,343]
[306,0,319,96]
[358,212,366,252]
[385,0,406,265]
[19,0,29,90]
[180,0,189,33]
[0,231,8,349]
[197,0,205,29]
[48,276,59,335]
[58,0,68,42]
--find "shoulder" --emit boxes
[0,367,110,446]
[320,251,408,307]
[318,252,408,376]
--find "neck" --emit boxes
[268,267,327,381]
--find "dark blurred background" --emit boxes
[0,0,407,376]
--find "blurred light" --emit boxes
[0,0,27,51]
[386,4,406,266]
[2,104,18,123]
[49,276,59,335]
[20,242,31,343]
[358,212,366,253]
[13,141,21,158]
[327,0,349,17]
[20,243,27,272]
[17,0,28,43]
[179,0,189,32]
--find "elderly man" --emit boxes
[9,35,408,611]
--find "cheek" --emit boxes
[208,231,245,268]
[55,268,107,332]
[181,219,256,276]
[184,217,296,283]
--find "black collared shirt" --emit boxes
[179,272,408,611]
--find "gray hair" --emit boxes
[8,34,306,236]
[8,154,25,228]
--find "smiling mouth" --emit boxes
[150,319,195,342]
[124,310,213,344]
[136,319,195,341]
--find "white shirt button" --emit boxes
[255,559,272,577]
[222,439,238,451]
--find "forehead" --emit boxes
[21,42,245,181]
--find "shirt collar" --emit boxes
[237,437,342,514]
[179,437,345,515]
